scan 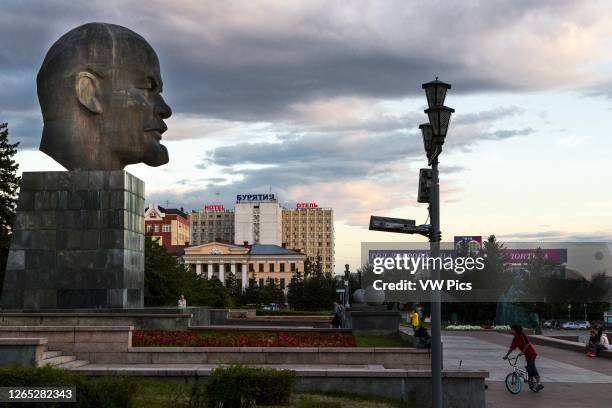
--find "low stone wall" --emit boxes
[210,309,331,328]
[75,365,487,408]
[0,326,132,363]
[192,325,351,333]
[125,346,430,368]
[0,326,429,367]
[530,334,612,358]
[0,338,47,367]
[0,308,206,330]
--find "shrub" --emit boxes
[0,365,137,408]
[194,365,296,408]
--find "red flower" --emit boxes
[132,330,356,348]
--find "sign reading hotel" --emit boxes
[297,202,318,209]
[204,204,225,211]
[236,193,276,202]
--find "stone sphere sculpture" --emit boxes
[364,285,385,305]
[352,288,366,304]
[37,22,172,170]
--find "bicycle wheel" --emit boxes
[505,372,522,394]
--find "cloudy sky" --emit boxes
[2,0,612,270]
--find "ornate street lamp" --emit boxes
[424,105,455,143]
[419,123,434,159]
[422,77,451,108]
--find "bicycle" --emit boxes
[503,353,540,394]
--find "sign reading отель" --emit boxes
[204,204,225,211]
[297,202,318,209]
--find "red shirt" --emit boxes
[510,334,538,360]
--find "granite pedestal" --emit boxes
[345,305,401,336]
[1,171,145,309]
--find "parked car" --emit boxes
[575,321,590,330]
[543,320,553,329]
[562,321,579,330]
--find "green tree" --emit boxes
[0,123,20,293]
[288,255,337,311]
[144,233,232,307]
[237,278,284,306]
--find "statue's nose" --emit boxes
[155,95,172,119]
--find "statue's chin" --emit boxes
[143,144,169,167]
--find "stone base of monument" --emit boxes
[1,171,145,309]
[345,305,401,336]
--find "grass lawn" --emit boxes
[134,382,406,407]
[354,334,412,347]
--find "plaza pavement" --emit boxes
[442,331,612,407]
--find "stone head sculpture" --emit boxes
[37,23,171,170]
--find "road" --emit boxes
[442,331,612,407]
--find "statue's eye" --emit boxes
[140,77,158,92]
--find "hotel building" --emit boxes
[234,194,282,246]
[282,203,334,273]
[144,204,190,255]
[189,205,235,246]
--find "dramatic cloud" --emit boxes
[2,1,611,244]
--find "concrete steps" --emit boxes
[41,346,89,368]
[59,359,90,369]
[43,350,62,359]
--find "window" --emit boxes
[280,263,285,273]
[162,224,171,232]
[146,225,152,232]
[154,225,159,232]
[290,263,296,272]
[249,263,254,273]
[258,263,264,273]
[269,263,275,272]
[280,278,285,290]
[259,278,264,287]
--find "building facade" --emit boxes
[189,205,235,246]
[282,203,334,273]
[234,194,282,246]
[183,241,306,290]
[145,204,190,255]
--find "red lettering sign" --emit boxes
[204,204,225,211]
[297,202,318,209]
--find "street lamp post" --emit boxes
[422,77,453,408]
[368,77,453,408]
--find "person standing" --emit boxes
[409,309,420,334]
[331,300,345,328]
[178,294,187,309]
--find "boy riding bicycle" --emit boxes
[503,324,544,391]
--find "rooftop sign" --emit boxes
[236,193,276,202]
[297,202,318,209]
[204,204,225,211]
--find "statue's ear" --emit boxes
[75,71,103,114]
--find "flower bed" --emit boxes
[132,330,356,347]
